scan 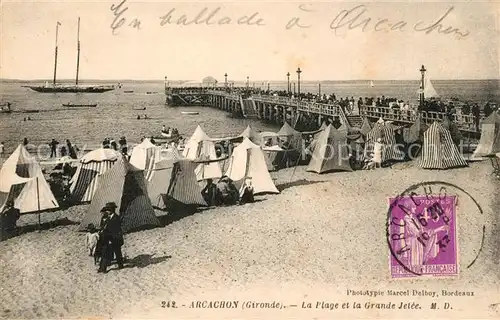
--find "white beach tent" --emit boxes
[69,148,120,203]
[0,144,59,213]
[224,137,279,194]
[183,125,223,181]
[129,138,162,181]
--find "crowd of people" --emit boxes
[201,177,254,207]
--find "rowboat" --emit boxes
[23,109,40,113]
[124,90,134,93]
[181,111,199,115]
[63,103,97,108]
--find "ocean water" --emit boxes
[0,79,498,158]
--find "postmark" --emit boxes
[386,181,485,278]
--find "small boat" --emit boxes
[0,103,12,113]
[124,90,134,93]
[146,91,157,95]
[62,103,97,108]
[181,111,199,115]
[370,80,374,87]
[23,109,40,113]
[133,107,146,110]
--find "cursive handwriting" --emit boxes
[159,7,265,27]
[330,5,469,39]
[110,0,142,35]
[285,4,313,29]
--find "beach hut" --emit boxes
[78,156,160,233]
[418,122,468,169]
[69,148,120,203]
[148,159,207,209]
[224,137,279,194]
[364,119,401,163]
[472,112,500,157]
[307,124,352,174]
[182,125,223,181]
[129,138,161,180]
[0,144,59,213]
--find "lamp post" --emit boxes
[246,76,249,88]
[224,73,228,87]
[419,65,426,110]
[296,67,302,98]
[286,72,290,94]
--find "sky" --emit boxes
[1,0,499,81]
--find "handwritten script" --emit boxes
[110,0,470,39]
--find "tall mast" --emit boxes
[53,22,61,86]
[75,17,81,86]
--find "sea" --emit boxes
[0,79,498,161]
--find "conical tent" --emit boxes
[364,120,401,162]
[69,148,120,203]
[307,124,352,173]
[442,117,463,145]
[78,156,160,233]
[240,125,262,145]
[403,117,428,144]
[360,118,372,136]
[0,145,59,213]
[224,138,279,194]
[472,112,500,157]
[419,122,468,169]
[148,159,207,209]
[182,125,222,181]
[129,138,161,180]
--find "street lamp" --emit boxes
[296,67,302,98]
[286,72,290,94]
[246,76,249,88]
[419,65,426,110]
[224,73,228,87]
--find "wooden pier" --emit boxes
[165,87,481,136]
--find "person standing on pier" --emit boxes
[0,141,4,155]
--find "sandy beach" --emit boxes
[0,160,497,319]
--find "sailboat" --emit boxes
[25,19,116,93]
[370,80,374,87]
[417,77,439,99]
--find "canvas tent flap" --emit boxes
[472,112,500,157]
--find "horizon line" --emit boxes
[2,77,500,82]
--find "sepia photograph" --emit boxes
[0,0,499,318]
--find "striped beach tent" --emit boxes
[148,159,207,209]
[78,156,160,233]
[0,144,59,213]
[364,119,401,162]
[182,125,222,181]
[419,122,468,169]
[307,124,352,174]
[472,111,500,157]
[224,137,279,194]
[69,148,120,203]
[129,138,161,181]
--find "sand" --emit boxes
[0,161,498,319]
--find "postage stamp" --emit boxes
[388,194,458,278]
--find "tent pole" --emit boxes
[36,177,41,231]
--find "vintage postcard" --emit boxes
[0,0,499,319]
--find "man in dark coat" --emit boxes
[1,200,20,240]
[97,202,124,273]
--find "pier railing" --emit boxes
[360,106,478,131]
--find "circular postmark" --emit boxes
[386,181,485,278]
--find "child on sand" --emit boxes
[85,224,100,265]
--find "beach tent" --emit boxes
[0,144,59,213]
[419,122,468,169]
[472,112,500,157]
[403,117,428,144]
[148,158,207,209]
[364,119,401,162]
[182,125,223,181]
[224,138,279,194]
[69,148,120,203]
[78,156,160,233]
[360,118,372,136]
[307,124,353,173]
[240,125,262,145]
[129,138,161,180]
[442,117,463,146]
